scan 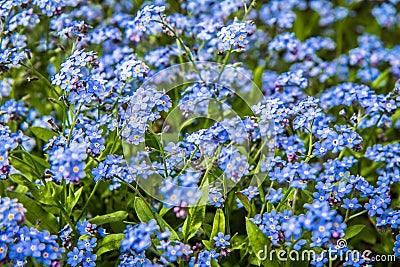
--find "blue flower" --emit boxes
[67,247,83,267]
[0,198,63,266]
[275,70,308,89]
[82,251,97,267]
[208,187,224,208]
[120,220,159,254]
[133,5,165,32]
[324,131,345,153]
[293,239,307,251]
[364,199,384,217]
[77,238,97,252]
[394,234,400,257]
[163,244,183,262]
[213,233,230,248]
[0,243,7,260]
[265,188,283,204]
[342,198,361,210]
[282,217,302,240]
[269,32,300,54]
[217,21,254,51]
[77,221,97,236]
[372,3,397,28]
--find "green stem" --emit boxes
[175,147,199,178]
[148,127,168,178]
[224,200,231,235]
[251,138,269,165]
[216,45,233,82]
[0,11,10,46]
[242,0,256,21]
[115,176,158,219]
[363,113,384,152]
[20,62,60,97]
[216,0,255,83]
[76,182,101,223]
[336,17,343,58]
[371,67,391,88]
[276,187,294,212]
[292,189,298,212]
[155,17,202,80]
[346,210,367,222]
[108,128,121,155]
[66,102,83,146]
[337,148,346,160]
[262,181,275,214]
[199,145,223,188]
[305,122,314,163]
[111,78,132,114]
[56,200,78,236]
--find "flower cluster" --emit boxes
[0,197,63,266]
[0,0,400,266]
[132,5,165,32]
[61,221,106,267]
[119,220,196,266]
[46,134,88,184]
[120,86,171,145]
[0,125,21,179]
[217,21,254,51]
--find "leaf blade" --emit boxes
[8,191,58,233]
[30,126,57,142]
[344,224,366,240]
[134,197,179,240]
[89,211,128,225]
[96,233,124,256]
[182,205,206,242]
[210,208,225,240]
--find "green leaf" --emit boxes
[202,240,213,250]
[134,197,179,240]
[159,206,170,217]
[344,224,366,240]
[249,254,261,266]
[203,223,212,237]
[89,211,128,225]
[30,126,57,142]
[66,186,83,215]
[230,234,246,250]
[210,208,225,240]
[11,149,49,174]
[253,66,264,89]
[9,174,59,206]
[39,182,62,206]
[182,205,206,242]
[9,156,39,181]
[7,191,58,233]
[236,192,252,215]
[359,228,377,244]
[96,233,124,256]
[10,174,42,200]
[246,218,271,266]
[371,67,390,89]
[22,152,49,169]
[211,259,221,267]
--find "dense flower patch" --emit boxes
[0,0,400,266]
